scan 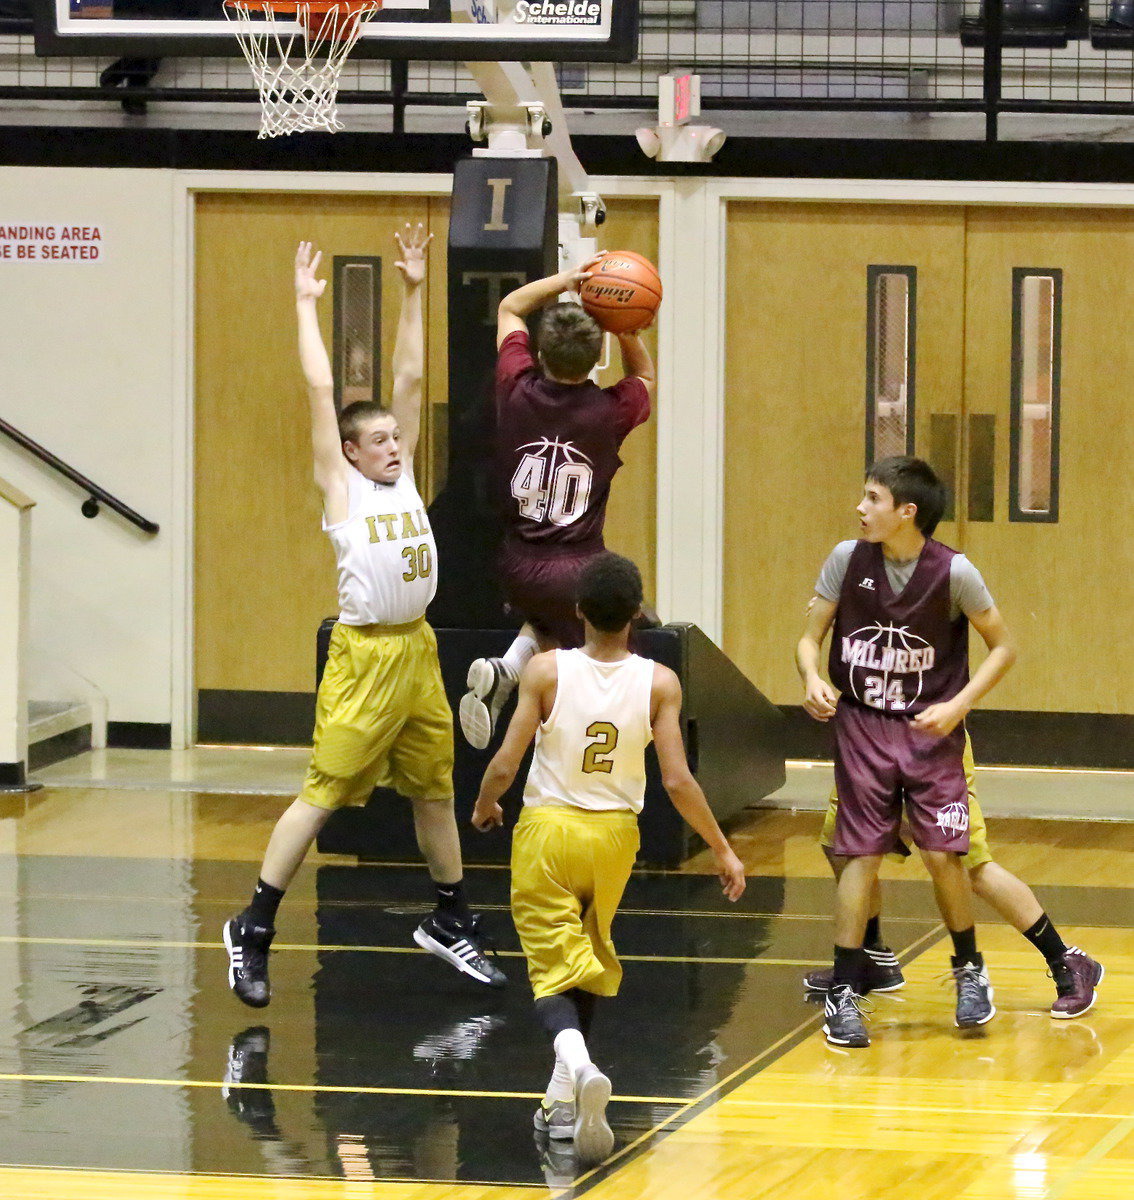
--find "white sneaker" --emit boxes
[573,1063,614,1164]
[458,657,516,749]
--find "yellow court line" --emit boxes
[721,1096,1133,1122]
[0,936,829,966]
[0,1071,688,1106]
[0,894,920,922]
[1043,1112,1134,1199]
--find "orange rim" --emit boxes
[223,0,382,13]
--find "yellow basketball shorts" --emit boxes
[510,805,640,1001]
[299,618,454,810]
[820,729,992,868]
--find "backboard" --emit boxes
[31,0,639,62]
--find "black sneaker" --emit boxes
[951,956,996,1028]
[823,984,870,1047]
[413,912,507,987]
[222,1026,277,1131]
[223,916,274,1008]
[804,945,905,994]
[459,657,517,750]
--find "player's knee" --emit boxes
[921,849,963,877]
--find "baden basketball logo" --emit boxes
[935,800,969,838]
[510,437,594,526]
[841,622,936,712]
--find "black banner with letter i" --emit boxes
[427,154,558,628]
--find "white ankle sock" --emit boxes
[552,1028,592,1081]
[544,1058,575,1104]
[501,635,538,681]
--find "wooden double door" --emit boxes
[723,202,1134,717]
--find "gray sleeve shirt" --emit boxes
[815,540,994,621]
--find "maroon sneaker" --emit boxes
[804,945,905,994]
[1050,947,1104,1019]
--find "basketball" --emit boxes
[579,250,662,334]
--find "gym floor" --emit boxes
[1,757,1132,1199]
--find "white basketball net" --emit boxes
[224,0,381,138]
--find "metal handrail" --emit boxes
[0,416,159,535]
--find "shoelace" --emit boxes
[937,964,988,1006]
[1046,946,1083,994]
[829,987,873,1019]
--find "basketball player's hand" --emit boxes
[715,847,747,902]
[471,798,504,831]
[394,223,433,288]
[911,700,966,737]
[563,253,604,293]
[803,676,839,721]
[295,242,327,301]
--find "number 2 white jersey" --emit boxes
[323,464,437,626]
[523,648,656,814]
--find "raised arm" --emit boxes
[470,654,556,831]
[651,666,746,901]
[796,595,840,721]
[616,330,656,402]
[295,242,348,514]
[497,258,598,348]
[388,223,432,473]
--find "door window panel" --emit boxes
[1010,269,1061,523]
[866,266,916,468]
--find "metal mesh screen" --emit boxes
[869,268,914,465]
[3,4,1134,110]
[335,259,380,410]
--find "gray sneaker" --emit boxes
[951,956,996,1028]
[823,984,870,1047]
[573,1063,614,1164]
[533,1096,575,1140]
[459,657,517,750]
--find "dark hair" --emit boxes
[536,303,603,381]
[339,401,394,445]
[866,455,947,536]
[577,552,644,633]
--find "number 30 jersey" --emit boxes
[523,648,656,814]
[495,331,650,549]
[324,464,437,626]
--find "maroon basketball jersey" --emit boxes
[828,538,969,715]
[494,331,650,549]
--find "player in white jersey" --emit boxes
[471,552,746,1164]
[224,227,504,1011]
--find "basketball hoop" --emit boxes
[223,0,382,139]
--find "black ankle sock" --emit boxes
[434,880,471,924]
[833,945,865,989]
[1023,914,1068,965]
[567,988,599,1039]
[245,878,284,929]
[950,926,979,964]
[534,993,582,1039]
[864,916,882,950]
